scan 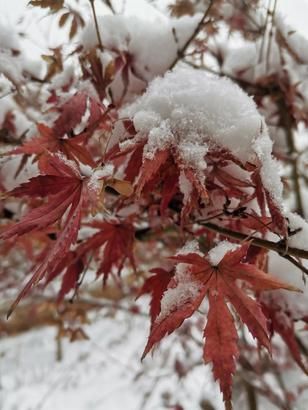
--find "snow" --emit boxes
[73,97,91,135]
[95,163,114,178]
[0,306,225,410]
[145,121,174,159]
[85,164,116,206]
[178,171,193,204]
[0,19,43,84]
[123,67,261,163]
[55,153,81,178]
[157,240,203,321]
[50,65,76,90]
[0,51,24,86]
[262,252,308,320]
[276,14,308,64]
[223,37,282,81]
[222,12,308,128]
[87,164,115,192]
[222,12,308,82]
[207,240,239,266]
[0,1,308,408]
[286,211,308,251]
[81,14,201,81]
[176,239,201,256]
[79,163,93,178]
[178,140,208,172]
[122,66,283,203]
[0,20,20,51]
[158,281,201,320]
[252,132,284,206]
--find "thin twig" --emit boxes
[265,0,278,72]
[89,0,103,50]
[169,0,215,70]
[259,0,271,63]
[279,99,304,216]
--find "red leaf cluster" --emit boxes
[140,244,298,403]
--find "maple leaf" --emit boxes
[251,170,287,235]
[53,92,102,138]
[262,302,308,374]
[58,258,84,301]
[0,154,131,314]
[210,164,253,200]
[137,268,174,325]
[141,242,299,403]
[108,142,208,220]
[75,221,136,283]
[112,125,286,231]
[44,251,84,302]
[80,50,129,101]
[137,151,209,212]
[9,92,103,167]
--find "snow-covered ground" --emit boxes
[0,305,224,410]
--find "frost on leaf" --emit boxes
[140,242,299,403]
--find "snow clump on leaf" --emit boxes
[122,66,283,206]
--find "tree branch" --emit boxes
[169,0,215,70]
[201,222,308,274]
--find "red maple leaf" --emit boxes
[52,91,102,137]
[137,267,174,325]
[9,92,104,167]
[262,302,308,374]
[251,170,287,235]
[0,154,115,314]
[141,243,299,404]
[75,220,136,283]
[43,250,85,302]
[109,127,286,233]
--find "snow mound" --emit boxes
[122,67,283,203]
